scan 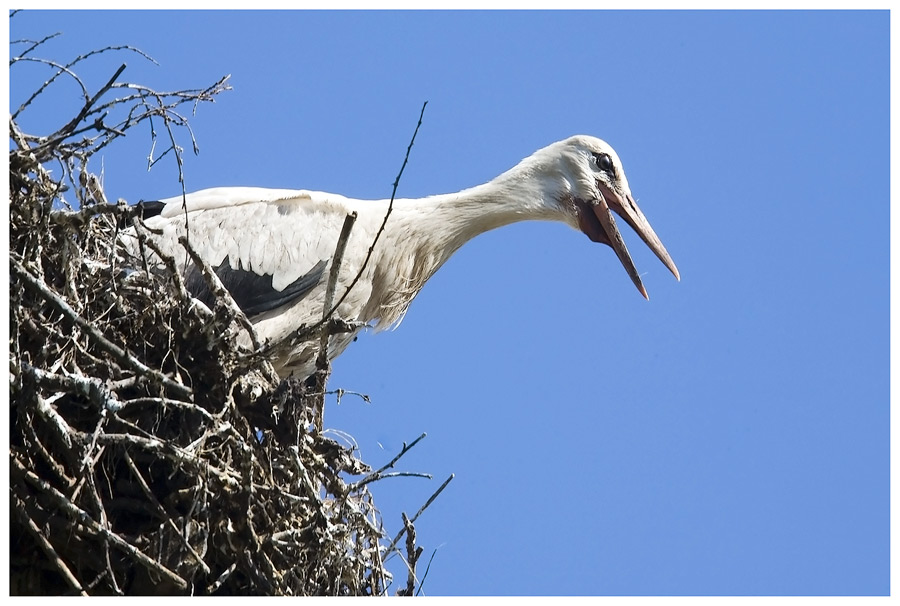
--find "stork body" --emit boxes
[127,136,679,378]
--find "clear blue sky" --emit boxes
[9,10,889,596]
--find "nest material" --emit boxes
[9,28,447,596]
[9,139,393,598]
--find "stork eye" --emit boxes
[594,153,614,174]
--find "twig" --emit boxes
[23,362,123,414]
[18,414,74,489]
[33,392,74,449]
[36,63,127,153]
[83,461,123,595]
[118,396,218,423]
[352,432,427,489]
[12,42,159,121]
[314,212,359,371]
[327,388,372,406]
[409,474,455,523]
[322,211,357,330]
[384,473,455,559]
[415,548,439,596]
[9,31,61,64]
[11,56,90,119]
[318,212,359,356]
[48,200,132,227]
[369,471,432,482]
[208,563,237,594]
[130,220,191,302]
[399,512,423,596]
[309,211,359,429]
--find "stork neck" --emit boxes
[389,172,563,259]
[347,167,568,328]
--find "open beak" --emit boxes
[575,183,680,299]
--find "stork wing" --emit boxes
[139,187,355,317]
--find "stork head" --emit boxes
[548,135,680,299]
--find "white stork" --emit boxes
[127,135,679,378]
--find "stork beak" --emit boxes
[576,183,680,299]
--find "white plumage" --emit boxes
[125,135,679,378]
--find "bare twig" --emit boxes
[256,102,430,366]
[320,212,359,342]
[398,512,423,596]
[9,31,61,64]
[207,563,237,594]
[246,101,428,370]
[384,473,455,559]
[415,548,439,596]
[328,388,372,405]
[39,63,127,151]
[48,199,144,228]
[11,56,90,118]
[353,433,427,490]
[309,211,359,428]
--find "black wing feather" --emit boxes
[134,199,167,219]
[120,200,166,229]
[185,258,327,317]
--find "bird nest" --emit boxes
[9,27,446,596]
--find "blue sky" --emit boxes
[9,10,889,596]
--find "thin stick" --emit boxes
[352,432,427,489]
[316,211,359,368]
[322,213,359,325]
[36,63,127,153]
[9,31,61,64]
[207,563,237,594]
[327,388,371,406]
[415,548,439,596]
[401,512,422,596]
[384,473,454,558]
[306,210,360,429]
